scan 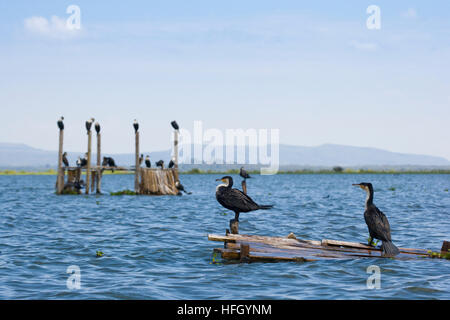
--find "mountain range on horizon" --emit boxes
[0,142,449,170]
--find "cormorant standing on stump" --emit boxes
[171,121,179,130]
[168,157,175,169]
[95,122,100,134]
[215,176,273,222]
[353,182,400,257]
[145,155,151,168]
[139,154,144,167]
[240,167,251,179]
[156,160,164,169]
[133,119,139,133]
[57,116,64,130]
[85,118,94,133]
[62,152,69,167]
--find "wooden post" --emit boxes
[241,180,247,194]
[240,244,250,263]
[230,219,239,234]
[96,130,102,194]
[85,129,92,194]
[134,131,140,193]
[441,241,450,254]
[56,126,64,194]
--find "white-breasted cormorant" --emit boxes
[171,121,179,130]
[176,181,191,195]
[85,118,94,133]
[215,176,273,221]
[240,167,251,179]
[353,182,400,257]
[57,116,64,130]
[156,160,164,169]
[133,119,139,133]
[62,152,69,167]
[77,156,87,167]
[145,155,151,168]
[95,122,100,134]
[139,154,144,167]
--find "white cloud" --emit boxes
[24,15,82,39]
[402,8,418,19]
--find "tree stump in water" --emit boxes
[230,219,239,234]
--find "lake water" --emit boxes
[0,174,448,299]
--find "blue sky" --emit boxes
[0,1,449,159]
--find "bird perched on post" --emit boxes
[77,155,87,167]
[85,118,94,133]
[168,157,175,169]
[95,122,100,134]
[240,167,251,180]
[133,119,139,133]
[171,121,179,130]
[145,155,151,168]
[57,116,64,130]
[353,182,400,257]
[176,181,191,195]
[139,154,144,167]
[62,152,69,167]
[155,160,164,169]
[215,176,273,222]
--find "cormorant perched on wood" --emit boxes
[156,160,164,169]
[139,154,143,167]
[171,121,179,130]
[145,155,151,168]
[168,157,175,169]
[57,116,64,130]
[85,118,94,133]
[62,152,69,167]
[102,156,117,172]
[95,122,100,134]
[77,156,87,167]
[176,181,191,195]
[215,176,273,222]
[133,119,139,133]
[240,167,251,179]
[353,182,400,257]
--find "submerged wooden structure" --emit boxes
[208,233,449,263]
[55,118,182,195]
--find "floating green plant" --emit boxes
[61,189,80,195]
[445,189,448,192]
[210,251,222,265]
[367,237,379,247]
[426,250,450,260]
[96,250,104,257]
[388,187,396,191]
[110,189,137,196]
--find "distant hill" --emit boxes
[0,142,449,170]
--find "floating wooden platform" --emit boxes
[208,233,445,262]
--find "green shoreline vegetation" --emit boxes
[1,168,449,175]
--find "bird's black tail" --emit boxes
[381,241,400,257]
[258,205,273,210]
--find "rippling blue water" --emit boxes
[0,174,448,299]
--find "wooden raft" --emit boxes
[208,233,437,262]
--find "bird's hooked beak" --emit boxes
[352,183,366,190]
[215,178,227,183]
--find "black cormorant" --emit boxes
[133,119,139,133]
[353,182,400,257]
[171,121,179,130]
[85,118,94,133]
[57,116,64,130]
[240,167,251,179]
[145,155,151,168]
[176,181,191,195]
[156,160,164,169]
[62,152,69,167]
[139,154,144,167]
[168,157,175,169]
[77,156,87,167]
[95,122,100,134]
[215,176,273,221]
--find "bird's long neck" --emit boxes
[365,188,374,208]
